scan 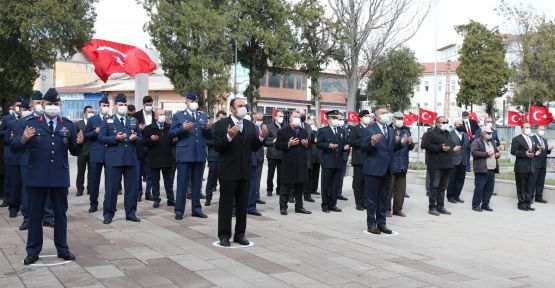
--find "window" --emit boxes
[320,77,347,93]
[438,80,443,92]
[268,72,280,88]
[451,80,457,92]
[296,75,305,90]
[415,84,420,92]
[282,74,295,89]
[424,81,429,92]
[260,72,267,87]
[424,102,429,107]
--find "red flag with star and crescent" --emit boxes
[418,108,437,124]
[82,39,157,82]
[347,111,359,123]
[508,111,523,126]
[529,105,554,125]
[403,112,418,126]
[319,110,328,124]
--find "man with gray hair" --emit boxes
[447,119,469,204]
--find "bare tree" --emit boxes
[328,0,431,112]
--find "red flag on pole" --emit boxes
[508,111,523,126]
[320,110,328,124]
[418,108,437,124]
[529,105,554,125]
[82,39,157,82]
[347,111,359,123]
[272,108,277,120]
[403,113,418,126]
[469,112,480,124]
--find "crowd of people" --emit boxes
[0,89,551,265]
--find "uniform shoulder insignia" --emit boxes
[61,117,73,124]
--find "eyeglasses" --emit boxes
[439,121,449,124]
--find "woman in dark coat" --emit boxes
[275,111,312,215]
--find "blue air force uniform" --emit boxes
[99,94,142,223]
[1,102,19,206]
[169,92,211,218]
[12,108,82,258]
[6,113,24,216]
[84,95,110,212]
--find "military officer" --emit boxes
[1,96,22,208]
[84,95,111,213]
[12,88,84,265]
[169,92,211,220]
[99,93,142,224]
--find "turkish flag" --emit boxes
[347,111,359,123]
[529,105,554,125]
[469,112,480,124]
[320,110,328,124]
[82,39,157,82]
[272,108,277,120]
[403,113,418,126]
[419,108,437,124]
[508,111,523,126]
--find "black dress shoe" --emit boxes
[175,215,183,220]
[199,193,206,199]
[481,206,493,212]
[76,191,83,197]
[88,206,98,213]
[145,194,154,201]
[103,219,112,224]
[23,254,39,265]
[493,192,498,196]
[295,208,312,214]
[312,191,320,195]
[472,207,482,212]
[205,199,211,206]
[378,225,393,234]
[304,197,315,202]
[248,210,262,216]
[337,195,348,201]
[186,194,192,200]
[118,190,122,195]
[447,198,457,204]
[393,211,406,217]
[57,251,76,261]
[19,221,29,230]
[527,207,536,211]
[535,198,548,203]
[428,208,440,216]
[9,212,18,218]
[0,202,8,207]
[404,194,410,198]
[192,213,208,218]
[367,227,381,234]
[518,206,529,211]
[167,201,175,207]
[288,198,294,203]
[280,209,288,215]
[256,199,266,205]
[233,236,250,245]
[329,206,342,212]
[455,197,464,203]
[126,217,141,222]
[43,220,55,228]
[153,202,160,208]
[322,208,330,213]
[267,192,273,197]
[219,238,230,247]
[437,207,451,215]
[355,205,364,211]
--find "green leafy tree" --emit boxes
[291,0,338,125]
[366,47,422,112]
[233,0,297,109]
[455,21,510,115]
[0,0,96,108]
[142,0,232,114]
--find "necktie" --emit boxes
[238,120,243,133]
[120,117,125,126]
[333,127,337,135]
[383,124,388,139]
[49,120,54,133]
[295,128,300,136]
[193,112,196,121]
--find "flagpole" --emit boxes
[417,104,421,164]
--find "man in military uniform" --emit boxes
[84,95,110,213]
[1,97,22,208]
[99,93,142,224]
[12,88,83,265]
[170,92,211,220]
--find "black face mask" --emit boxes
[456,126,465,132]
[300,115,306,122]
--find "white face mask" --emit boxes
[244,114,252,121]
[276,117,284,124]
[337,120,345,127]
[484,134,493,140]
[440,123,450,131]
[100,106,110,115]
[14,106,20,113]
[331,119,340,127]
[311,124,316,130]
[157,115,166,123]
[255,121,263,126]
[144,106,153,112]
[379,114,392,125]
[188,102,198,112]
[86,112,95,119]
[485,122,493,127]
[524,128,533,136]
[44,105,61,117]
[21,110,33,117]
[394,120,404,128]
[34,104,44,114]
[236,107,248,118]
[538,130,545,136]
[9,109,14,115]
[292,117,301,127]
[117,105,128,116]
[361,116,371,125]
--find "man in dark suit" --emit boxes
[265,110,284,197]
[349,110,372,211]
[421,116,455,216]
[143,109,176,208]
[248,112,267,215]
[1,97,22,208]
[317,110,346,213]
[212,98,267,247]
[75,106,94,196]
[462,111,479,171]
[308,116,322,196]
[134,96,154,201]
[336,113,350,201]
[205,110,227,206]
[299,109,315,203]
[511,122,540,211]
[533,125,552,203]
[447,119,470,204]
[275,110,312,215]
[360,107,403,234]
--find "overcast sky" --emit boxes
[93,0,555,63]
